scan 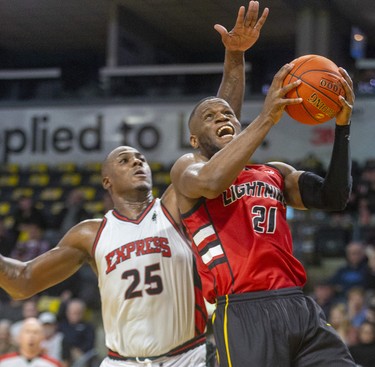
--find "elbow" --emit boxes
[199,176,228,199]
[323,186,352,212]
[8,283,37,301]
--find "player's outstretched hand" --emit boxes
[214,1,269,52]
[260,63,303,125]
[335,67,355,126]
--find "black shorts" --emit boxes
[212,287,355,367]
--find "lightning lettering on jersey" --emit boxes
[222,180,286,206]
[105,236,171,274]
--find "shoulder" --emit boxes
[172,153,198,171]
[266,161,298,177]
[171,152,207,181]
[60,218,103,251]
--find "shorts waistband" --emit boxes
[108,334,206,362]
[216,286,303,305]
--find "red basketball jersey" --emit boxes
[182,164,307,303]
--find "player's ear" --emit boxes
[102,176,111,190]
[190,134,199,149]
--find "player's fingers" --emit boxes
[282,79,301,95]
[214,24,228,37]
[235,6,246,27]
[338,67,353,89]
[284,97,303,106]
[273,63,294,84]
[245,1,259,28]
[254,8,269,30]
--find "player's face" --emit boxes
[190,98,241,158]
[104,146,152,194]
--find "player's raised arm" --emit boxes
[0,220,98,300]
[216,1,269,119]
[171,64,302,211]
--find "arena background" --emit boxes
[1,0,375,365]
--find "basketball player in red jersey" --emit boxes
[171,64,356,365]
[0,3,269,367]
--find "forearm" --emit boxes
[217,50,245,119]
[0,255,31,299]
[197,115,274,196]
[299,124,352,211]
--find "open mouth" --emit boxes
[134,169,146,176]
[217,125,234,137]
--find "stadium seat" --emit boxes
[0,202,11,216]
[0,174,19,187]
[28,173,50,186]
[60,173,82,186]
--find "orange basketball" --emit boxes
[283,54,345,125]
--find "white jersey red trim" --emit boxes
[93,198,207,358]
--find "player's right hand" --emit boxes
[260,63,303,125]
[214,1,269,52]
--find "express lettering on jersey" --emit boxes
[222,180,286,206]
[105,236,171,273]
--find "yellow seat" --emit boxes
[61,173,82,186]
[82,162,102,172]
[28,163,49,173]
[1,163,19,173]
[50,201,65,215]
[80,187,96,201]
[0,174,19,187]
[149,162,164,171]
[39,187,63,201]
[88,173,102,186]
[0,202,11,216]
[54,162,76,173]
[29,173,50,186]
[84,201,104,216]
[153,172,171,185]
[11,187,33,200]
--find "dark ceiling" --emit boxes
[0,0,374,70]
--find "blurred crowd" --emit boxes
[1,155,375,366]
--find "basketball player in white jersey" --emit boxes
[0,2,269,366]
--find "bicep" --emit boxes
[171,157,209,199]
[268,162,306,210]
[28,242,87,289]
[2,224,93,299]
[283,170,306,210]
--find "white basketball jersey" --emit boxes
[93,198,206,358]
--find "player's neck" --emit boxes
[114,192,154,219]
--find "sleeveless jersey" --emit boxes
[0,353,62,367]
[181,164,307,303]
[93,198,207,358]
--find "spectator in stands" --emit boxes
[0,217,16,257]
[346,286,368,329]
[329,241,368,299]
[328,302,358,346]
[0,320,16,354]
[54,189,91,237]
[10,222,51,262]
[11,196,47,240]
[364,244,375,290]
[309,278,336,319]
[58,299,95,367]
[349,320,375,367]
[295,152,326,178]
[39,312,64,363]
[10,298,39,342]
[0,317,62,367]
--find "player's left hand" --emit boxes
[214,1,269,52]
[335,67,355,126]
